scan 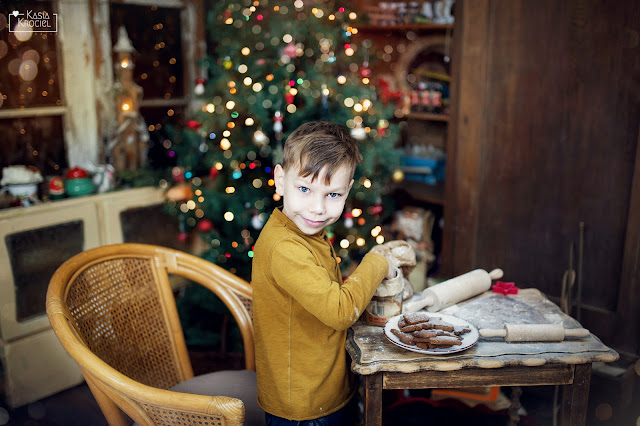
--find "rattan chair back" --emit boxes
[46,243,255,426]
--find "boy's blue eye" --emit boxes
[328,193,341,198]
[298,186,310,193]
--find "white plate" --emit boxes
[384,312,479,355]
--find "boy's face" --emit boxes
[274,163,354,235]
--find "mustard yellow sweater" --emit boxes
[252,207,388,420]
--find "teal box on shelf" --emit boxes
[400,155,446,185]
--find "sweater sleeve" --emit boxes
[270,238,388,330]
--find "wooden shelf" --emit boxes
[390,180,445,206]
[404,112,450,122]
[358,23,454,32]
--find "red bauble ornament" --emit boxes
[369,205,383,215]
[196,218,214,232]
[360,67,372,78]
[210,166,220,180]
[172,167,185,182]
[284,93,295,104]
[283,42,297,58]
[187,120,201,130]
[178,232,189,242]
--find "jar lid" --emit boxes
[66,167,88,178]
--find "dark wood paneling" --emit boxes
[476,1,573,296]
[448,0,640,353]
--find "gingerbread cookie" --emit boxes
[389,314,472,350]
[402,312,432,325]
[391,328,416,345]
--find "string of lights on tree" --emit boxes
[164,0,402,280]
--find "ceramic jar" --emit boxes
[64,167,95,197]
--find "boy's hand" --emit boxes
[369,244,400,280]
[385,262,399,280]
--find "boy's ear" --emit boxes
[348,178,354,192]
[274,164,285,196]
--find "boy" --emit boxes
[252,121,397,425]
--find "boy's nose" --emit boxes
[310,196,325,215]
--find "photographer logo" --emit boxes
[9,9,58,33]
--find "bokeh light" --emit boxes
[13,21,33,42]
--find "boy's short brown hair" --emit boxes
[282,121,361,184]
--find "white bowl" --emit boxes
[2,183,38,197]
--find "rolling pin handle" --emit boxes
[489,268,504,280]
[422,293,435,307]
[403,293,436,312]
[479,328,508,338]
[564,328,590,338]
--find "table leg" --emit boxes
[364,374,383,426]
[508,386,523,425]
[561,363,592,426]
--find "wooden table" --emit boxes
[346,289,619,426]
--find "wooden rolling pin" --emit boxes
[479,324,590,342]
[404,268,504,312]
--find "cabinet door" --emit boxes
[446,0,640,353]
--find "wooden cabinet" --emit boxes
[357,22,453,202]
[0,187,178,407]
[443,0,640,355]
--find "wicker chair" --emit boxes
[46,243,265,426]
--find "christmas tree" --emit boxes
[165,1,401,346]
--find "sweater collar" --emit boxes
[272,207,327,241]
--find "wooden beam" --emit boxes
[443,0,490,275]
[616,124,640,354]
